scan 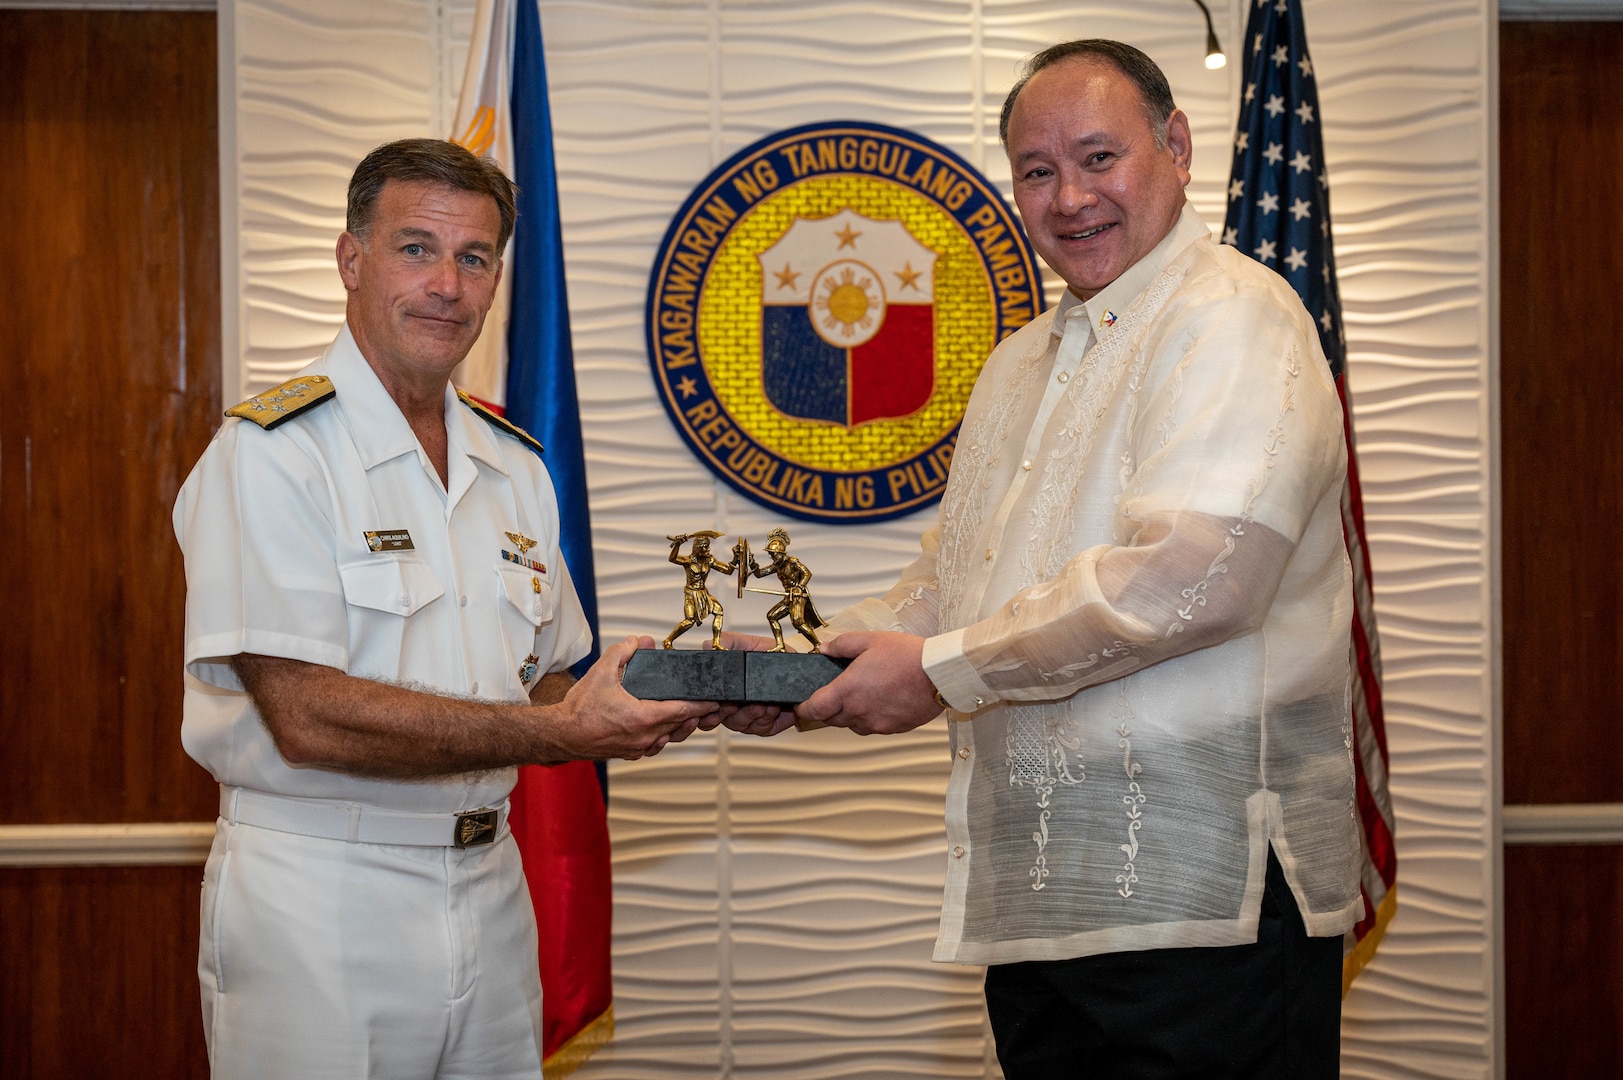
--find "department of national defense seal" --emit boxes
[646,120,1044,523]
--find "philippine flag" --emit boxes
[758,209,938,427]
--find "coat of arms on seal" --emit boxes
[647,120,1043,523]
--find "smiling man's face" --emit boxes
[337,179,504,392]
[1006,56,1192,300]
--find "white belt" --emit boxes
[219,786,508,848]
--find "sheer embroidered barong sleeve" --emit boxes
[920,281,1348,712]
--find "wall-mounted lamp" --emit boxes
[1191,0,1227,69]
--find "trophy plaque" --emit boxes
[623,528,848,704]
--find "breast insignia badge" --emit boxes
[647,120,1044,523]
[501,531,546,573]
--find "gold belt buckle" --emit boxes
[453,807,499,848]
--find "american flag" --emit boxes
[1223,0,1397,991]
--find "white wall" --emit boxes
[219,1,1498,1075]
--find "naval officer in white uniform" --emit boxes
[174,138,719,1079]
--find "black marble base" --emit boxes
[623,648,849,705]
[622,648,745,700]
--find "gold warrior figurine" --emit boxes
[741,527,825,652]
[662,531,742,650]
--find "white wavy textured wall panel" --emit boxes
[550,7,1003,1073]
[1305,2,1495,1078]
[223,0,1495,1076]
[228,0,451,391]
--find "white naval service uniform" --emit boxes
[173,324,592,1079]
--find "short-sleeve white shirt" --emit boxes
[173,324,593,813]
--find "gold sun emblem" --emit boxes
[811,260,885,347]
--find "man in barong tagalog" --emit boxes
[723,40,1362,1080]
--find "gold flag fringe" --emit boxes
[1342,885,1398,997]
[542,1005,614,1079]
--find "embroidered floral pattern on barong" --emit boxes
[1113,683,1144,899]
[936,330,1049,623]
[1009,704,1085,891]
[1028,270,1185,588]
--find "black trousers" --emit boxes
[984,850,1342,1080]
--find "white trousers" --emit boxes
[199,818,545,1079]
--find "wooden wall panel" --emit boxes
[1503,845,1623,1078]
[0,10,221,825]
[2,13,219,1072]
[1499,21,1623,807]
[0,866,209,1080]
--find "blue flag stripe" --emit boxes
[506,0,600,675]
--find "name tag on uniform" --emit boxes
[364,529,414,552]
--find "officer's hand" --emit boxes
[549,636,718,760]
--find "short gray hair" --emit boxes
[999,40,1178,150]
[346,138,518,253]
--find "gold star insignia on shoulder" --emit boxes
[457,390,543,455]
[505,531,537,554]
[225,375,335,430]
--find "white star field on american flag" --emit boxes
[1224,0,1346,376]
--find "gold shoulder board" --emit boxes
[224,375,336,430]
[457,390,543,455]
